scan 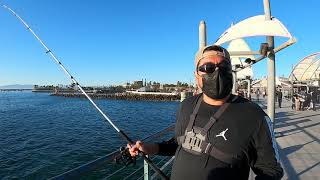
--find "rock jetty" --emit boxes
[51,92,180,101]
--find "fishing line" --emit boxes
[2,4,169,180]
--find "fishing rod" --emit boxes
[2,4,169,180]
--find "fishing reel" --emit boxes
[114,147,136,166]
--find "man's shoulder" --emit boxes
[229,95,269,134]
[181,93,201,107]
[180,94,265,114]
[230,95,267,118]
[177,94,202,115]
[231,95,254,107]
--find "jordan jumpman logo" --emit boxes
[216,128,228,141]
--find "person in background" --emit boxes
[256,88,261,102]
[291,94,296,110]
[311,90,317,111]
[295,94,300,111]
[277,89,283,108]
[306,91,312,110]
[299,94,306,111]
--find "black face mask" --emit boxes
[201,69,233,99]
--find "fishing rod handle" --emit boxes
[119,130,169,180]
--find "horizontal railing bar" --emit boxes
[117,156,158,180]
[103,164,128,180]
[51,124,175,179]
[143,125,175,143]
[151,157,175,180]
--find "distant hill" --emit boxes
[0,84,33,89]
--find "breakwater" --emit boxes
[51,92,180,101]
[0,89,31,91]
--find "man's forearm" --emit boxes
[143,143,160,155]
[157,138,178,156]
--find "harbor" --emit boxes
[46,96,320,179]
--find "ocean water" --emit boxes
[0,91,178,179]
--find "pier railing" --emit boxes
[51,125,175,179]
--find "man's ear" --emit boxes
[194,71,202,88]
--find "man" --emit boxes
[306,91,312,110]
[295,94,301,111]
[277,89,283,108]
[128,45,283,180]
[291,94,296,110]
[256,88,261,102]
[311,90,317,111]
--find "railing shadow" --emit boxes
[274,109,320,180]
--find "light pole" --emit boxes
[264,0,276,126]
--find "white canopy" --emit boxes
[252,77,282,88]
[215,15,293,45]
[227,38,254,79]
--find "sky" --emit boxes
[0,0,319,86]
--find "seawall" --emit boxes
[51,92,180,101]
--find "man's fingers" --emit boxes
[136,141,143,149]
[129,151,137,157]
[127,143,139,157]
[126,140,144,157]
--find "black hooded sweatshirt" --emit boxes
[157,94,283,180]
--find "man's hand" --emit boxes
[127,141,159,157]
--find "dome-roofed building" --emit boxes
[289,52,320,82]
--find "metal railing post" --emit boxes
[232,67,238,94]
[144,155,150,180]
